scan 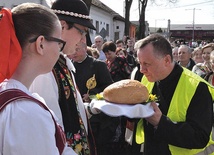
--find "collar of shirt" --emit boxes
[77,55,87,63]
[60,52,76,73]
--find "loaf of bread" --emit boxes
[103,79,149,104]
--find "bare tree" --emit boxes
[150,0,178,5]
[124,0,133,36]
[138,0,148,40]
[137,0,178,39]
[83,0,178,43]
[124,0,178,40]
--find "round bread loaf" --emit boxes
[103,79,149,104]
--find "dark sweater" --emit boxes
[73,55,113,96]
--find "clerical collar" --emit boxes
[77,55,87,63]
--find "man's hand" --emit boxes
[145,102,162,127]
[83,93,91,102]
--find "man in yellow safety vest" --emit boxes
[135,34,214,155]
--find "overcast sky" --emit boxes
[100,0,214,28]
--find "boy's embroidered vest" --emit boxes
[52,55,96,155]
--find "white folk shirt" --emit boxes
[0,79,59,155]
[30,54,87,155]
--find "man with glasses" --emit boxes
[30,0,97,155]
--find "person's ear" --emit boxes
[164,54,172,66]
[35,36,45,55]
[60,20,67,30]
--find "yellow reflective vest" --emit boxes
[136,67,214,155]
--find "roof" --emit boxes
[92,0,125,22]
[170,24,214,30]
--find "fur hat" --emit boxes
[51,0,96,30]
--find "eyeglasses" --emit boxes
[29,36,66,52]
[73,25,87,36]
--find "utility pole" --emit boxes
[186,8,201,42]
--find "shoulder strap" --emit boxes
[0,89,66,154]
[0,89,48,111]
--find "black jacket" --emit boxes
[143,64,213,155]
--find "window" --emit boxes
[89,19,93,33]
[106,24,109,36]
[96,21,99,34]
[184,31,189,34]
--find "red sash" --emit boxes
[0,89,66,154]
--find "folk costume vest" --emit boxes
[136,67,214,155]
[52,55,96,155]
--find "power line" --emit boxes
[170,0,213,9]
[147,0,213,11]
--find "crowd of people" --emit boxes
[173,42,214,85]
[0,0,214,155]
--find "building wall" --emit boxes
[170,30,214,42]
[90,5,114,43]
[170,24,214,42]
[113,20,125,41]
[90,5,125,43]
[1,0,125,44]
